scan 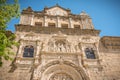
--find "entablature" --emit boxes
[100,36,120,52]
[79,36,100,44]
[15,24,100,36]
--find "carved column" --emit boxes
[44,16,47,27]
[56,16,60,27]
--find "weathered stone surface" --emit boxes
[0,5,120,80]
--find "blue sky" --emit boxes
[7,0,120,37]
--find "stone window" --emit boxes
[35,22,42,26]
[74,24,81,29]
[61,24,68,28]
[23,45,34,57]
[48,23,56,27]
[85,48,96,59]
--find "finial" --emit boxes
[26,6,33,12]
[80,10,88,16]
[56,3,59,6]
[45,6,48,8]
[81,10,86,13]
[67,8,70,10]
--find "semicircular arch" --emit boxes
[37,61,90,80]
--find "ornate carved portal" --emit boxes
[35,61,90,80]
[49,73,73,80]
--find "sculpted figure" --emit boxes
[66,44,70,53]
[71,43,75,53]
[42,42,48,52]
[61,44,65,52]
[48,42,54,52]
[39,41,43,51]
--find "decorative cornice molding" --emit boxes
[15,24,100,36]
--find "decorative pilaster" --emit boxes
[15,40,23,64]
[69,17,72,28]
[56,16,60,27]
[34,41,40,65]
[44,16,47,27]
[77,54,82,66]
[17,41,23,58]
[31,15,34,25]
[95,42,100,59]
[19,15,23,24]
[81,43,87,59]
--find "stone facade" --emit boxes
[0,5,120,80]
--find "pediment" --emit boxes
[45,5,70,16]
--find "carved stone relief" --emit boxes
[47,39,75,53]
[34,60,90,80]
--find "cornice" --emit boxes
[21,6,90,19]
[22,11,89,21]
[15,24,100,36]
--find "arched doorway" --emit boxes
[37,61,90,80]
